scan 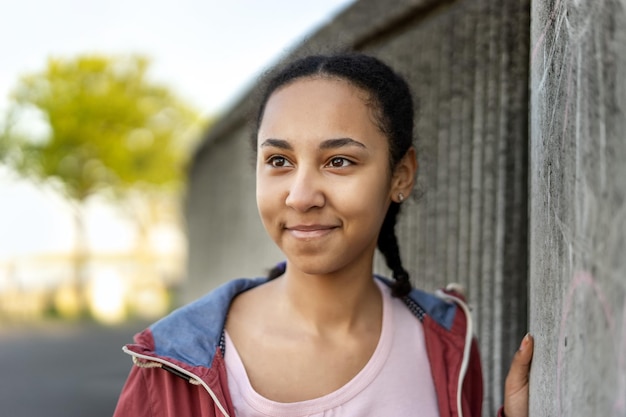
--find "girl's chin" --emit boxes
[282,259,341,277]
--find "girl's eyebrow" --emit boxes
[259,137,366,150]
[260,138,292,150]
[320,138,366,149]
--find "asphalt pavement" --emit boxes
[0,320,148,417]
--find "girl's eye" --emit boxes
[327,157,352,168]
[268,156,292,168]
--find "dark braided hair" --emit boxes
[253,53,414,297]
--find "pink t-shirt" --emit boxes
[224,280,440,417]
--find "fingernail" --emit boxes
[519,333,531,352]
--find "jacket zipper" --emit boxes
[122,346,231,417]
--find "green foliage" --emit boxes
[5,54,202,202]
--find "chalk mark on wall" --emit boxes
[532,0,562,66]
[556,270,626,416]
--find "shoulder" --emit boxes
[225,276,281,336]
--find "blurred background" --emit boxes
[0,1,353,415]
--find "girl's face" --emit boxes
[256,77,412,276]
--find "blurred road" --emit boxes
[0,320,148,417]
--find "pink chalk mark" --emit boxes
[532,0,563,66]
[556,271,615,416]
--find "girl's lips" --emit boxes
[285,225,338,239]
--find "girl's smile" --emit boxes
[284,223,340,241]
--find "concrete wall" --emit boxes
[529,1,626,416]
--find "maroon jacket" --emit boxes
[114,277,486,417]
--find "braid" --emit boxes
[377,202,412,297]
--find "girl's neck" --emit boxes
[276,262,382,336]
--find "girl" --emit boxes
[114,53,532,417]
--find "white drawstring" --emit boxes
[123,347,231,417]
[435,289,474,417]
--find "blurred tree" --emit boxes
[2,54,203,316]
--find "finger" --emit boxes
[506,333,534,390]
[504,334,533,417]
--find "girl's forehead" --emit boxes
[257,77,391,156]
[259,77,378,135]
[268,76,374,110]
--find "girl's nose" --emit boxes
[285,168,325,212]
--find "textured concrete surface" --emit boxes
[186,0,530,414]
[529,1,626,415]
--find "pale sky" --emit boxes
[0,0,355,258]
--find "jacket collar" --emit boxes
[146,276,457,368]
[148,277,266,368]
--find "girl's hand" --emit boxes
[503,334,534,417]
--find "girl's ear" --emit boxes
[390,147,418,203]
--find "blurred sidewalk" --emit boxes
[0,320,147,417]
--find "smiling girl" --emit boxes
[114,53,532,417]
